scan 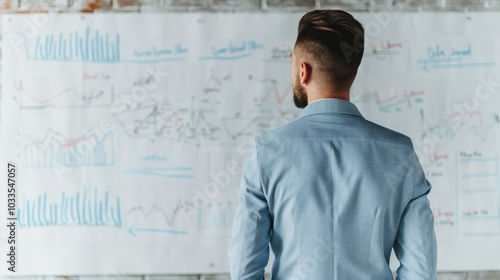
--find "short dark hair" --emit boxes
[295,10,364,92]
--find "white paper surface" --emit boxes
[0,12,499,274]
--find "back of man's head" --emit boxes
[295,10,365,92]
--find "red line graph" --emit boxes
[249,75,292,105]
[15,80,113,108]
[443,111,487,126]
[354,90,424,107]
[25,129,95,152]
[24,129,114,168]
[17,81,74,106]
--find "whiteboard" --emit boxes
[0,12,499,275]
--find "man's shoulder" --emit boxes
[255,118,304,145]
[255,115,414,150]
[362,119,414,148]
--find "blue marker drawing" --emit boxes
[455,153,500,237]
[23,27,187,64]
[417,44,495,72]
[198,40,264,61]
[422,112,499,143]
[199,53,253,61]
[18,188,122,228]
[128,225,188,237]
[16,81,115,109]
[126,200,189,237]
[119,57,186,64]
[197,201,234,230]
[24,129,115,169]
[25,27,121,62]
[461,187,499,194]
[121,167,195,179]
[462,172,498,179]
[132,44,188,62]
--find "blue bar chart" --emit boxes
[17,188,122,228]
[26,27,121,62]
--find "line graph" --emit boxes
[14,80,115,109]
[221,116,263,140]
[221,109,297,141]
[248,75,292,107]
[114,97,223,144]
[127,200,188,236]
[422,111,499,142]
[24,129,115,168]
[115,97,266,144]
[113,85,298,144]
[17,188,122,228]
[128,200,184,226]
[203,71,231,93]
[351,90,424,113]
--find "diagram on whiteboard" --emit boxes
[2,12,500,275]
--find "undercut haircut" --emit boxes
[295,10,364,92]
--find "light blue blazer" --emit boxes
[228,98,437,280]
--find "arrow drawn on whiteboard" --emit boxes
[128,225,188,237]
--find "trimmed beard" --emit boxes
[293,80,308,109]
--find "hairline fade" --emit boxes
[295,10,365,92]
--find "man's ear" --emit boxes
[299,61,312,85]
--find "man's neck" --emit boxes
[308,94,350,103]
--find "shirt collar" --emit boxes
[299,98,364,119]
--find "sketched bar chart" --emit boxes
[197,201,235,240]
[25,27,121,62]
[456,152,500,236]
[17,188,122,228]
[197,201,234,230]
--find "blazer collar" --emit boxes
[299,98,364,119]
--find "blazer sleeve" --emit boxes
[393,146,437,280]
[228,139,272,280]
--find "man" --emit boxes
[228,10,437,280]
